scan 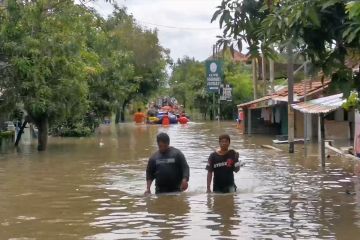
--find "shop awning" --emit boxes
[291,93,345,114]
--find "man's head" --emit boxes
[137,108,141,112]
[157,132,170,153]
[219,134,230,151]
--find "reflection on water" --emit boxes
[1,122,360,239]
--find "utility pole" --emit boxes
[304,61,308,157]
[252,58,258,99]
[269,58,275,93]
[287,43,295,153]
[261,52,267,95]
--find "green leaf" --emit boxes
[321,0,340,10]
[211,9,222,23]
[219,13,225,29]
[308,7,321,27]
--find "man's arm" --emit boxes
[145,179,153,195]
[207,171,213,193]
[145,158,155,195]
[206,154,214,193]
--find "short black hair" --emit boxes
[219,134,230,142]
[157,132,170,144]
[137,108,141,112]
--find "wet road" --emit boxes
[1,122,360,239]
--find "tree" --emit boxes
[104,6,169,122]
[0,1,169,150]
[213,0,360,87]
[0,0,101,150]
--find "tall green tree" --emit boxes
[104,7,169,122]
[0,0,100,150]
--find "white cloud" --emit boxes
[92,0,224,62]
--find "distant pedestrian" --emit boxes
[206,134,240,193]
[145,133,190,195]
[134,108,146,124]
[162,112,170,125]
[178,113,189,125]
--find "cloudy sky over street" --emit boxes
[92,0,223,62]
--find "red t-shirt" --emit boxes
[178,117,188,124]
[134,112,145,123]
[162,115,170,125]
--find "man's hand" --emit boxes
[144,189,151,196]
[180,179,188,191]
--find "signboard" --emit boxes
[223,84,232,101]
[206,60,223,92]
[220,84,232,101]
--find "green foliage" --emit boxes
[51,122,92,137]
[0,131,14,139]
[0,1,168,142]
[211,0,270,58]
[213,0,360,87]
[0,0,95,126]
[343,90,360,111]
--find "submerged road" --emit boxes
[0,122,360,239]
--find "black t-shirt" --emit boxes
[206,149,239,192]
[146,147,190,193]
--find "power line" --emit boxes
[137,19,220,31]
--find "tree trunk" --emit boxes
[121,101,126,122]
[269,58,275,93]
[14,120,28,147]
[37,117,48,151]
[115,106,121,124]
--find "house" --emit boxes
[237,80,332,139]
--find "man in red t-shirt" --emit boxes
[133,108,146,124]
[178,113,189,124]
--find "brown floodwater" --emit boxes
[1,122,360,240]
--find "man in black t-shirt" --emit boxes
[206,134,240,193]
[145,132,190,195]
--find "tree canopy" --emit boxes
[213,0,360,77]
[0,0,168,150]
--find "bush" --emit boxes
[51,123,92,137]
[0,131,15,139]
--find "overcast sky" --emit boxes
[91,0,223,62]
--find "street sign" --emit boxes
[205,60,223,92]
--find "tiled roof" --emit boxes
[237,80,331,108]
[275,80,331,98]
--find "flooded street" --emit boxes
[1,122,360,240]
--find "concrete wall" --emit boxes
[325,120,350,140]
[295,111,304,138]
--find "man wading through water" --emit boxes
[145,132,190,195]
[206,134,240,193]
